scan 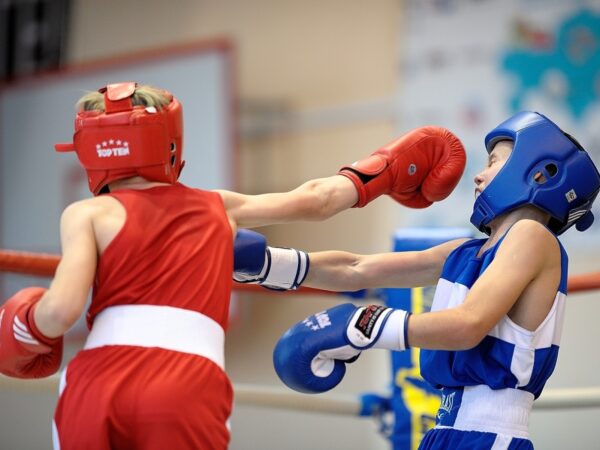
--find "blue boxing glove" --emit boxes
[233,229,309,290]
[273,303,410,394]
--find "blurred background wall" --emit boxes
[1,0,599,449]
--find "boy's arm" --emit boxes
[0,201,96,378]
[218,175,358,229]
[33,201,98,337]
[220,126,465,229]
[233,228,465,291]
[304,238,467,291]
[408,220,561,349]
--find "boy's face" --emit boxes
[474,140,514,199]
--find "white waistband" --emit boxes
[436,385,534,439]
[84,305,225,370]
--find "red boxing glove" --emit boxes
[0,287,63,379]
[338,126,466,208]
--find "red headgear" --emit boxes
[55,82,184,195]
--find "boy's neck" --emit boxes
[479,205,551,255]
[107,176,171,192]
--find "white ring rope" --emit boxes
[2,375,598,414]
[234,383,361,415]
[234,385,600,412]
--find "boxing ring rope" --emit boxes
[1,249,599,293]
[2,249,600,413]
[2,375,600,413]
[0,250,337,296]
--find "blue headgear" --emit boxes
[470,111,600,235]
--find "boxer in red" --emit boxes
[0,82,465,449]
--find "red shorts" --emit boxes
[53,346,233,450]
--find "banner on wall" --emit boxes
[397,0,600,249]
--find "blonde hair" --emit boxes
[76,84,171,112]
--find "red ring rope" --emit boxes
[0,249,336,295]
[0,249,599,294]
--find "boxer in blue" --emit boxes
[234,111,600,449]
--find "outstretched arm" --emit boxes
[304,239,465,291]
[218,175,358,229]
[220,126,465,230]
[233,228,465,291]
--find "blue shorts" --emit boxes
[419,428,533,450]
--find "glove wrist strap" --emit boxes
[261,247,310,290]
[371,309,410,351]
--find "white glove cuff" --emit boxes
[372,309,410,351]
[261,247,309,290]
[346,306,393,349]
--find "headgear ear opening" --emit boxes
[54,82,185,195]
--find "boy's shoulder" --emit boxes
[500,219,562,262]
[505,219,557,241]
[61,195,122,221]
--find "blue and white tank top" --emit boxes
[420,233,568,399]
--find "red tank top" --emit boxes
[87,183,233,329]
